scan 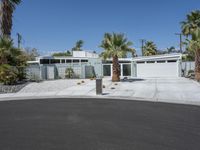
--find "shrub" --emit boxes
[188,70,194,75]
[65,68,74,79]
[0,64,18,85]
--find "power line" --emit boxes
[175,33,183,53]
[17,33,22,49]
[140,39,146,56]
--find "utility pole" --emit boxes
[175,33,183,53]
[17,33,22,49]
[140,39,146,56]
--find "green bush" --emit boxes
[0,64,19,85]
[188,70,195,75]
[65,68,74,79]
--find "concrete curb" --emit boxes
[0,95,200,107]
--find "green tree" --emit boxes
[0,0,21,37]
[167,46,176,53]
[181,10,200,40]
[0,37,27,84]
[72,40,84,51]
[100,33,134,82]
[52,50,72,57]
[181,10,200,81]
[143,41,157,56]
[24,47,40,61]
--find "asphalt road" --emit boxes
[0,98,200,150]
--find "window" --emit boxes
[123,64,131,76]
[167,60,177,63]
[103,65,111,76]
[137,61,145,64]
[147,61,155,63]
[50,59,60,64]
[73,59,79,63]
[66,59,72,63]
[40,59,49,64]
[81,59,88,63]
[157,60,166,63]
[61,59,65,63]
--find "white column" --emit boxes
[111,64,113,77]
[121,64,123,77]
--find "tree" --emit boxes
[0,0,21,37]
[167,46,176,53]
[52,50,72,57]
[181,10,200,40]
[181,10,200,81]
[143,41,157,56]
[100,33,134,82]
[24,47,40,61]
[0,37,27,84]
[72,40,84,51]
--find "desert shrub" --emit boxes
[0,37,28,83]
[188,70,194,75]
[0,64,19,85]
[65,68,74,79]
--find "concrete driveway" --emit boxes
[0,77,200,105]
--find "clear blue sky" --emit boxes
[12,0,199,55]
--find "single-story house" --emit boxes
[27,51,182,80]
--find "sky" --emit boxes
[12,0,200,55]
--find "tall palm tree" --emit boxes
[72,40,84,51]
[181,10,200,81]
[143,41,157,56]
[0,0,21,37]
[167,46,176,53]
[100,33,134,82]
[181,10,200,40]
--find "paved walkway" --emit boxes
[0,77,200,106]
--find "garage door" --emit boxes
[137,62,178,77]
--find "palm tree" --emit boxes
[0,36,14,64]
[100,33,134,82]
[167,46,176,53]
[181,10,200,40]
[143,41,157,56]
[0,0,21,37]
[181,10,200,81]
[0,36,27,82]
[72,40,84,51]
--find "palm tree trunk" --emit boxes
[112,55,120,82]
[0,0,13,37]
[195,49,200,81]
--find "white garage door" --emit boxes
[137,62,178,77]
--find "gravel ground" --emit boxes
[0,82,29,94]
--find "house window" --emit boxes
[123,64,131,76]
[103,65,111,76]
[40,59,49,64]
[81,59,88,63]
[61,59,65,63]
[146,61,155,63]
[167,60,177,63]
[157,60,166,63]
[73,59,79,63]
[66,59,72,63]
[137,61,145,64]
[50,59,60,64]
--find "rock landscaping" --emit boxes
[0,82,28,94]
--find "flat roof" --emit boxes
[132,53,182,61]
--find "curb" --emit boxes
[0,95,200,107]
